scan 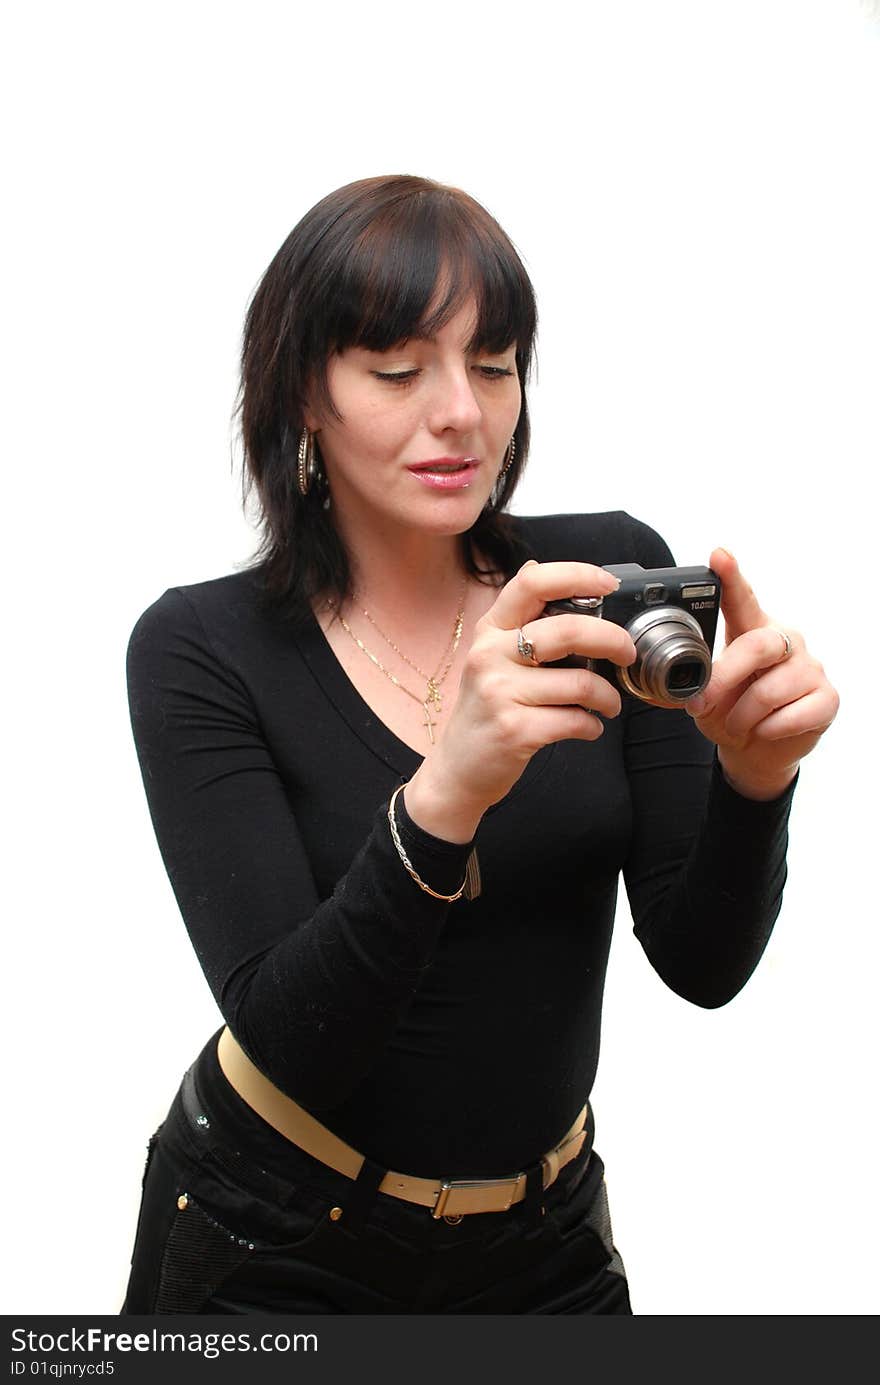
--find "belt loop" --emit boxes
[181,1066,212,1142]
[522,1159,546,1233]
[334,1156,386,1231]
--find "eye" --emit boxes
[476,365,515,380]
[372,369,420,385]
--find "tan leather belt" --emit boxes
[216,1027,589,1219]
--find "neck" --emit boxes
[324,510,473,628]
[354,540,467,614]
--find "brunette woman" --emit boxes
[122,174,838,1314]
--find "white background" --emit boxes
[4,0,878,1316]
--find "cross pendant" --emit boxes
[422,703,436,744]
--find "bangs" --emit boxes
[243,174,537,435]
[314,187,535,364]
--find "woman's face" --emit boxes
[305,295,522,547]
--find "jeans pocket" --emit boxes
[153,1188,259,1314]
[191,1145,336,1250]
[124,1133,263,1314]
[581,1176,626,1279]
[549,1157,627,1283]
[155,1152,348,1313]
[546,1152,623,1255]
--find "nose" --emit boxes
[427,363,483,437]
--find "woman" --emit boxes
[122,174,838,1314]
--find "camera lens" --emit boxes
[618,609,712,708]
[667,661,703,693]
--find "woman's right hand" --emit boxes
[403,560,638,842]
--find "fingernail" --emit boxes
[687,693,707,715]
[597,564,621,589]
[717,547,735,562]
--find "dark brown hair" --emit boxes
[237,174,538,625]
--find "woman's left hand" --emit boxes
[685,547,840,801]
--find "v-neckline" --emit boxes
[295,605,427,778]
[293,605,556,805]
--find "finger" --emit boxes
[486,560,621,633]
[710,547,769,644]
[723,659,820,740]
[516,612,636,669]
[512,665,623,719]
[527,704,607,745]
[689,626,802,718]
[743,687,840,742]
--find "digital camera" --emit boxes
[542,563,722,709]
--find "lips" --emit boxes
[406,457,481,490]
[406,457,479,473]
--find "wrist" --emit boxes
[717,750,799,802]
[402,763,486,844]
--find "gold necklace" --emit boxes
[333,578,468,746]
[357,576,467,717]
[329,578,482,901]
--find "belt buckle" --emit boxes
[432,1174,521,1219]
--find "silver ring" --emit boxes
[772,628,793,661]
[516,628,540,665]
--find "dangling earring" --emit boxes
[499,435,516,479]
[490,435,516,509]
[297,429,318,497]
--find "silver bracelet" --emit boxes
[387,784,468,902]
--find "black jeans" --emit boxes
[122,1032,632,1315]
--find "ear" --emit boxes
[301,381,322,435]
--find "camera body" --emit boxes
[542,563,722,709]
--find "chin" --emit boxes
[419,486,494,521]
[412,503,488,538]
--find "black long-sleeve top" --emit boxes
[126,511,795,1178]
